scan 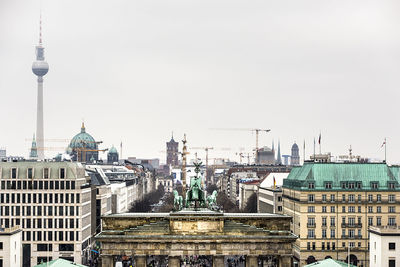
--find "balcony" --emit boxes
[341,223,362,228]
[307,223,316,228]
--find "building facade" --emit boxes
[0,161,92,266]
[290,143,300,165]
[369,226,400,267]
[0,226,22,267]
[283,162,400,267]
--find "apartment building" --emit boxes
[283,162,400,267]
[0,161,92,266]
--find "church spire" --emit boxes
[30,133,38,159]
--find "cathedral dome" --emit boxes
[108,146,118,154]
[68,123,97,150]
[292,143,299,150]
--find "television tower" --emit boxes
[32,14,49,160]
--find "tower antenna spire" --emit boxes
[39,11,42,44]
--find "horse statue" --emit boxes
[173,190,183,211]
[185,162,206,208]
[207,190,218,210]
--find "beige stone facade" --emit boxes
[96,211,296,267]
[283,188,400,267]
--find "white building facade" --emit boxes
[0,226,22,267]
[370,226,400,267]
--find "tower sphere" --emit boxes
[32,60,49,76]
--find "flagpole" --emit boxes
[313,138,316,162]
[385,138,387,163]
[319,132,321,155]
[303,140,305,164]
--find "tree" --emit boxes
[129,186,165,212]
[217,192,240,213]
[243,193,257,213]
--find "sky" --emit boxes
[0,0,399,164]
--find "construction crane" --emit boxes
[210,128,271,162]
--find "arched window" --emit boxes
[306,256,316,264]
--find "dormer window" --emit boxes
[388,183,395,189]
[371,182,379,189]
[325,182,332,189]
[11,168,17,179]
[27,168,34,179]
[43,168,50,179]
[308,182,315,189]
[59,168,65,179]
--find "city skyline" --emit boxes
[0,0,399,163]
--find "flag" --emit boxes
[318,133,321,145]
[273,176,276,189]
[381,138,386,148]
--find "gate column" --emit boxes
[135,255,146,267]
[279,255,291,267]
[169,256,181,267]
[246,256,258,267]
[101,255,113,267]
[213,255,224,267]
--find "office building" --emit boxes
[0,161,92,266]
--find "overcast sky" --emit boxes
[1,0,399,164]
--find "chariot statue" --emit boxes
[185,162,206,208]
[173,190,183,211]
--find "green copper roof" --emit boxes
[283,162,400,191]
[109,146,118,154]
[68,123,97,150]
[304,259,355,267]
[35,258,86,267]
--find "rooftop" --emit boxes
[34,258,86,267]
[283,162,400,191]
[369,225,400,235]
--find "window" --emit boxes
[307,242,310,250]
[312,242,315,250]
[349,183,355,189]
[389,206,396,213]
[348,206,355,213]
[377,217,382,226]
[322,229,327,238]
[389,243,396,250]
[37,244,52,251]
[357,182,362,189]
[322,206,327,213]
[330,194,335,202]
[377,194,381,202]
[368,217,373,226]
[27,168,33,179]
[348,217,355,226]
[358,206,361,213]
[307,229,315,238]
[0,242,3,249]
[59,244,74,251]
[327,242,330,250]
[11,168,17,179]
[358,194,361,202]
[342,194,346,202]
[322,242,325,250]
[322,217,327,227]
[308,206,315,213]
[348,194,355,202]
[368,194,373,202]
[308,194,315,202]
[44,168,49,179]
[330,229,335,238]
[377,206,381,213]
[371,182,379,189]
[308,182,315,189]
[388,217,396,226]
[389,260,395,267]
[341,182,347,189]
[330,217,335,226]
[60,168,65,179]
[325,182,332,189]
[330,206,335,213]
[389,195,396,203]
[307,217,315,227]
[322,194,327,202]
[342,206,346,213]
[368,206,373,213]
[332,242,335,250]
[388,183,396,189]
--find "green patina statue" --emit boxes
[173,190,183,211]
[185,162,206,208]
[207,190,218,210]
